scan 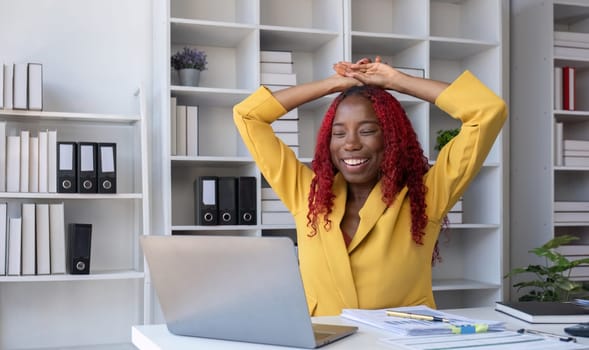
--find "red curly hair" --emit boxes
[307,85,441,262]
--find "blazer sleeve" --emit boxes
[425,70,508,221]
[233,86,313,215]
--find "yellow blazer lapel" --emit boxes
[320,173,359,309]
[347,182,404,252]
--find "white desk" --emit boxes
[132,307,589,349]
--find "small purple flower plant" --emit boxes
[171,47,208,71]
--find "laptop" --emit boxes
[141,235,358,348]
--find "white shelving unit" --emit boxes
[510,0,589,298]
[0,89,149,349]
[152,0,507,314]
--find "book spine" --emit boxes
[563,66,575,111]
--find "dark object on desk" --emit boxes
[140,235,358,348]
[518,328,576,342]
[496,301,589,324]
[565,323,589,337]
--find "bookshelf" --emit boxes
[0,89,149,349]
[151,0,507,317]
[510,0,589,295]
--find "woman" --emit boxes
[233,58,507,316]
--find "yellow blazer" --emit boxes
[233,71,507,316]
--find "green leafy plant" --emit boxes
[434,128,460,151]
[505,235,589,302]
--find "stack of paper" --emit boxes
[341,305,505,336]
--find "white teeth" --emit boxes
[343,159,368,166]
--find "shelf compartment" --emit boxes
[430,0,500,42]
[0,110,140,124]
[260,0,343,32]
[170,0,258,24]
[351,0,427,37]
[0,270,143,282]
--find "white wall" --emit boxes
[0,0,152,348]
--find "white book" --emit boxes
[282,108,299,120]
[554,67,563,110]
[554,45,589,58]
[49,202,65,274]
[261,187,280,200]
[450,199,463,212]
[0,121,6,191]
[0,63,3,108]
[35,203,50,275]
[28,136,38,192]
[260,50,292,63]
[275,132,299,146]
[7,217,21,275]
[0,203,6,275]
[260,62,293,74]
[555,245,589,256]
[261,199,289,212]
[555,122,563,166]
[446,212,463,224]
[564,156,589,167]
[47,130,57,192]
[186,105,198,156]
[27,63,43,111]
[553,211,589,222]
[555,40,589,49]
[12,63,27,110]
[38,130,48,192]
[19,130,29,193]
[176,105,187,156]
[262,211,295,225]
[564,139,589,151]
[170,96,177,155]
[555,31,589,43]
[3,64,14,110]
[21,203,35,275]
[570,265,589,277]
[265,84,288,93]
[555,201,589,211]
[271,120,299,133]
[261,73,297,86]
[6,135,20,192]
[564,150,589,157]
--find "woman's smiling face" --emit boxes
[330,95,384,187]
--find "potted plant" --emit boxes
[171,47,207,86]
[505,235,589,302]
[434,128,460,151]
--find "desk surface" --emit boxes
[132,307,589,350]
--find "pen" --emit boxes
[517,328,577,342]
[386,311,450,323]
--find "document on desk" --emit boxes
[341,305,505,336]
[379,331,587,349]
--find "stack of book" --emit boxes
[0,202,67,276]
[261,187,294,226]
[170,97,198,156]
[553,31,589,111]
[0,122,58,193]
[563,140,589,167]
[260,50,300,157]
[554,243,589,280]
[447,198,463,224]
[554,201,589,224]
[1,62,43,111]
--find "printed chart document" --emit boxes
[379,331,587,350]
[341,305,505,336]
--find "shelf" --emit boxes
[0,109,140,124]
[170,19,256,47]
[0,270,144,283]
[432,279,501,292]
[0,192,143,200]
[171,87,251,107]
[171,156,253,166]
